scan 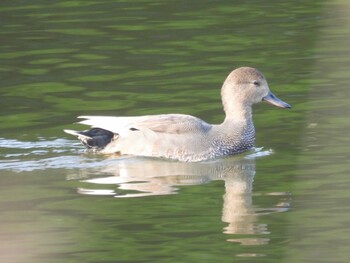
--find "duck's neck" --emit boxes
[222,101,253,127]
[220,102,256,152]
[218,102,255,153]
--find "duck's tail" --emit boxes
[64,128,115,150]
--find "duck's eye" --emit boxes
[253,80,260,86]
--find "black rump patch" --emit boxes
[78,128,115,149]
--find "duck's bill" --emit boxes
[263,91,291,109]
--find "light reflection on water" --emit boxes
[0,137,291,255]
[70,151,290,248]
[0,137,107,172]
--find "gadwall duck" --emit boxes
[64,67,291,162]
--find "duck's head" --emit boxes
[221,67,291,112]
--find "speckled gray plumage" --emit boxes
[64,67,291,162]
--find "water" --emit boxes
[1,0,350,262]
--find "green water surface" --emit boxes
[1,1,350,263]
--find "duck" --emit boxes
[64,67,291,162]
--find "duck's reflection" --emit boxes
[75,151,290,244]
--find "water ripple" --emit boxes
[0,137,113,172]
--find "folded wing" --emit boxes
[77,114,212,135]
